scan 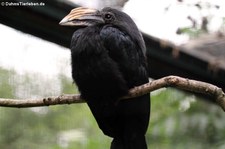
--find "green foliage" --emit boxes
[0,69,15,98]
[148,88,225,149]
[0,68,225,149]
[177,27,206,38]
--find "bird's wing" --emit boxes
[100,26,148,87]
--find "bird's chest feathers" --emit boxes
[71,26,136,71]
[76,32,104,54]
[71,28,110,73]
[73,26,132,56]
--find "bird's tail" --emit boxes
[110,135,147,149]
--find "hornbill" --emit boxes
[60,7,150,149]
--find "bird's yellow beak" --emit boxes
[59,7,104,26]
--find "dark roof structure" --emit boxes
[0,0,224,93]
[179,33,225,89]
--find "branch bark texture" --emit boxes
[0,76,224,111]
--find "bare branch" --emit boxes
[0,76,224,111]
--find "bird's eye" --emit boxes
[105,14,111,19]
[104,13,113,21]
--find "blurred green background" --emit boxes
[0,67,224,149]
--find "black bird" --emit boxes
[60,7,150,149]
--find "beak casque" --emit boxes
[59,7,104,26]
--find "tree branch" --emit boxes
[0,76,224,111]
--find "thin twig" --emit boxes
[0,76,224,111]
